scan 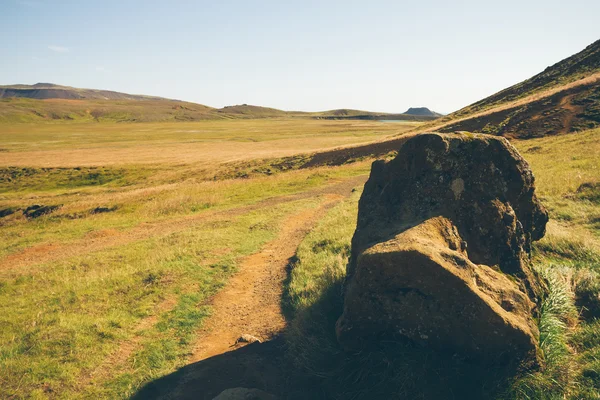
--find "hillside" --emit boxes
[0,97,220,123]
[314,108,438,121]
[453,39,600,118]
[0,83,168,101]
[0,85,439,123]
[430,39,600,138]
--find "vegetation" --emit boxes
[0,117,397,399]
[0,119,414,167]
[283,127,600,399]
[0,154,375,398]
[0,85,437,123]
[2,111,599,398]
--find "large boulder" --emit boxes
[336,132,548,367]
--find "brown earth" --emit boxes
[188,193,344,363]
[64,175,366,398]
[132,175,365,400]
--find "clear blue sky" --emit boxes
[1,0,599,113]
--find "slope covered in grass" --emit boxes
[452,39,600,120]
[0,83,440,123]
[423,39,600,138]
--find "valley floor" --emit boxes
[1,120,599,399]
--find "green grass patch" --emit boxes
[0,196,321,399]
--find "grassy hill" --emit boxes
[0,97,220,123]
[456,39,600,117]
[0,83,168,101]
[429,39,600,138]
[0,84,440,123]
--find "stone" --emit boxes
[337,132,548,367]
[23,204,60,219]
[349,132,548,301]
[235,334,262,345]
[336,216,540,366]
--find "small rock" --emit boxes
[91,206,117,214]
[23,204,60,219]
[0,207,17,218]
[235,334,261,345]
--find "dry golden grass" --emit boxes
[0,119,417,167]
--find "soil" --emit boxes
[132,176,365,400]
[188,194,343,363]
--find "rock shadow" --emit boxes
[131,338,289,400]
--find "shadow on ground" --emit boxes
[132,338,292,400]
[132,259,516,400]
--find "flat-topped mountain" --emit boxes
[404,107,442,117]
[0,83,169,101]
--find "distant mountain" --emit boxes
[216,104,292,118]
[432,38,600,138]
[0,84,440,123]
[0,83,169,101]
[404,107,443,117]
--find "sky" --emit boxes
[1,0,599,114]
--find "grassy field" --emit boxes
[284,127,600,399]
[0,118,395,399]
[0,119,415,167]
[0,161,374,398]
[2,117,599,399]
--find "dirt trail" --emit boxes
[71,175,366,397]
[0,176,367,275]
[147,179,361,399]
[189,193,343,362]
[558,94,585,135]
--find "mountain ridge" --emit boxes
[0,84,440,123]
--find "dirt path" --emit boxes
[558,94,585,135]
[187,194,343,363]
[139,179,362,400]
[72,175,366,398]
[0,176,366,275]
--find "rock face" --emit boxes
[336,132,548,367]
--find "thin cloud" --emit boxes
[48,45,69,53]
